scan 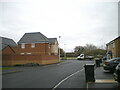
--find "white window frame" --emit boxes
[31,43,35,48]
[21,43,25,49]
[20,53,25,55]
[113,43,115,48]
[26,52,32,55]
[48,44,50,48]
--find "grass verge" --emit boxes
[0,67,13,70]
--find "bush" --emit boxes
[14,64,24,66]
[14,63,40,67]
[61,57,67,60]
[24,63,40,66]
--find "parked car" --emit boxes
[102,56,107,60]
[103,57,120,72]
[77,54,94,60]
[114,63,120,83]
[77,54,84,60]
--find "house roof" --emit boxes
[18,32,49,44]
[48,38,58,44]
[106,36,120,46]
[0,44,7,51]
[0,37,17,50]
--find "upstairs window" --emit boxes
[21,43,25,49]
[112,43,115,48]
[31,43,35,48]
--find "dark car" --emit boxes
[103,57,120,72]
[102,56,107,60]
[114,63,120,83]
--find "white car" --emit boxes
[77,54,84,60]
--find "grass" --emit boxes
[0,67,13,70]
[61,57,77,60]
[66,57,77,60]
[59,61,64,63]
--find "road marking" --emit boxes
[52,68,84,90]
[95,79,118,83]
[86,82,88,90]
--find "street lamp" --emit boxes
[64,44,66,59]
[58,36,61,62]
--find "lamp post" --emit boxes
[59,36,61,62]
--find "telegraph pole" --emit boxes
[59,36,61,62]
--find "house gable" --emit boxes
[106,36,120,58]
[17,32,51,55]
[2,45,16,55]
[18,32,49,44]
[0,37,17,54]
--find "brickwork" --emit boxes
[2,46,16,55]
[2,54,59,66]
[106,36,120,58]
[17,43,50,55]
[1,35,59,66]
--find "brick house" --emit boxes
[17,32,51,55]
[106,36,120,59]
[0,37,17,66]
[14,32,59,65]
[1,32,59,66]
[0,37,17,54]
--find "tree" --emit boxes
[85,44,97,50]
[74,44,106,58]
[59,48,65,57]
[74,46,84,56]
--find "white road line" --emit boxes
[52,68,84,90]
[86,82,89,90]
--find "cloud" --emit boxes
[0,0,118,52]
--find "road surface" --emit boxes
[3,60,94,88]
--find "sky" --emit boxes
[0,0,119,52]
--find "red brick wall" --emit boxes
[2,55,59,66]
[17,43,50,55]
[114,37,120,57]
[2,46,16,55]
[1,43,59,66]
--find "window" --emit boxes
[21,43,25,49]
[20,53,25,55]
[31,43,35,48]
[112,43,115,48]
[26,53,32,55]
[48,44,50,48]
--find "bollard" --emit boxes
[95,59,100,67]
[84,64,95,82]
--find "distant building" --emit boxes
[106,36,120,59]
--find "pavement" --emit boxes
[56,63,120,89]
[88,67,119,89]
[1,60,120,89]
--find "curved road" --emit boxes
[3,60,94,88]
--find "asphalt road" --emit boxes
[2,60,95,88]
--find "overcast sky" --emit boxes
[0,0,119,52]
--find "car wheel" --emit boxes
[110,69,115,73]
[117,79,120,83]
